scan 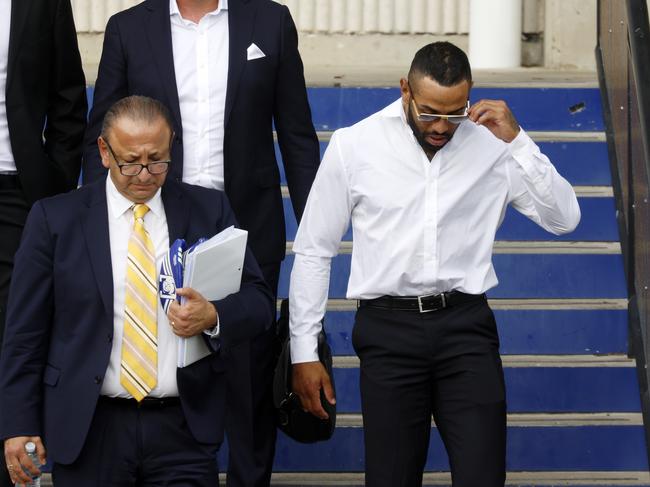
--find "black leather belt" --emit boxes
[0,174,20,190]
[358,291,485,313]
[99,396,180,409]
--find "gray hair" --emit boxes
[100,95,174,142]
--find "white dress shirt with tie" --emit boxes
[101,176,178,397]
[289,98,581,364]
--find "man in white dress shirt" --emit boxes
[289,42,581,487]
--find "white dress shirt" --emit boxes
[101,176,179,397]
[0,0,16,173]
[170,0,229,190]
[289,99,581,363]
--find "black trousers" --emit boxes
[0,185,30,487]
[224,262,280,487]
[52,398,220,486]
[352,297,506,487]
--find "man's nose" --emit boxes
[430,118,450,132]
[137,164,154,181]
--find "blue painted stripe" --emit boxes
[216,424,647,471]
[305,87,604,132]
[87,86,604,133]
[332,366,640,413]
[537,142,611,186]
[278,254,628,299]
[323,309,629,356]
[497,198,619,241]
[276,141,612,187]
[283,197,620,242]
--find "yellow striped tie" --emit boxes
[120,203,158,401]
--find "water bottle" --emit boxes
[21,442,41,487]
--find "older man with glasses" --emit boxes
[0,95,274,486]
[288,41,581,487]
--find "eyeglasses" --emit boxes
[105,140,171,176]
[410,93,470,124]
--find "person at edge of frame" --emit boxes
[0,0,87,485]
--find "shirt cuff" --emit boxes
[290,335,319,364]
[505,128,545,179]
[202,306,220,338]
[506,127,532,155]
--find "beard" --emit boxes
[406,105,452,157]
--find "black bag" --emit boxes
[273,299,336,443]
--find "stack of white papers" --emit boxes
[177,226,248,367]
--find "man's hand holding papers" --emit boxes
[159,226,249,367]
[167,287,218,338]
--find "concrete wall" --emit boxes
[544,0,597,70]
[73,0,596,84]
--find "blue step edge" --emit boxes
[323,309,629,356]
[332,366,641,413]
[284,197,620,242]
[215,424,648,471]
[276,141,613,187]
[85,86,604,133]
[278,254,628,299]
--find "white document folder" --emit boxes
[177,226,248,367]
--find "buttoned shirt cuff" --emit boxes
[203,307,220,338]
[505,128,545,180]
[290,335,319,364]
[505,127,531,155]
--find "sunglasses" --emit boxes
[410,96,470,124]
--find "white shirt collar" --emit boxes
[382,98,406,119]
[170,0,228,20]
[106,174,164,220]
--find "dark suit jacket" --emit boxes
[7,0,87,203]
[82,0,320,265]
[0,178,274,465]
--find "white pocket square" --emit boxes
[246,43,266,61]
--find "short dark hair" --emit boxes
[408,42,472,88]
[100,95,174,141]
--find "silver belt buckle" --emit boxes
[417,292,446,313]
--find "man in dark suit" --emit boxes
[0,0,87,484]
[82,1,320,484]
[0,95,274,486]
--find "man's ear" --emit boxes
[399,77,409,99]
[98,137,110,170]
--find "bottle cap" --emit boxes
[25,442,36,454]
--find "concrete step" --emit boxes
[40,469,650,487]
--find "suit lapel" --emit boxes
[81,182,114,315]
[144,0,183,131]
[6,0,33,86]
[225,0,256,126]
[162,180,190,244]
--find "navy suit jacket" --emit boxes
[7,0,87,204]
[0,179,274,465]
[82,0,320,266]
